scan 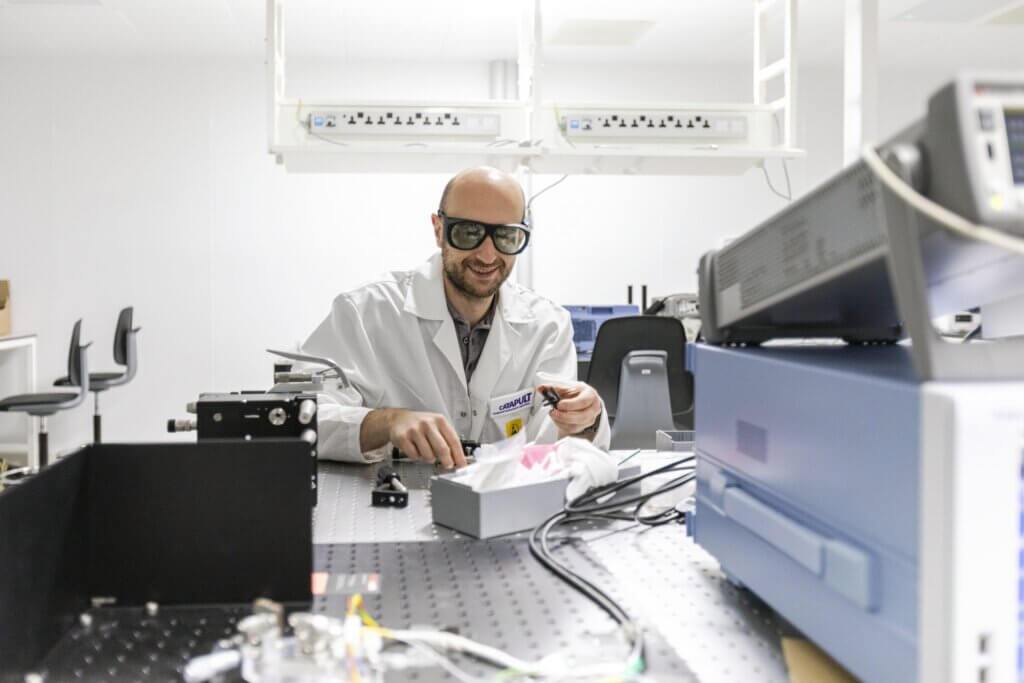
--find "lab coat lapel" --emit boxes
[404,254,469,389]
[432,317,468,389]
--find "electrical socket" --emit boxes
[560,110,748,142]
[307,108,501,138]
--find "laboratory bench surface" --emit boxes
[312,455,793,683]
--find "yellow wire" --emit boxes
[349,593,385,631]
[347,593,362,616]
[359,607,382,630]
[344,593,365,683]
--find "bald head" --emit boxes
[432,167,525,304]
[438,167,526,224]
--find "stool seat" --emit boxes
[54,371,123,387]
[0,319,90,469]
[0,392,80,411]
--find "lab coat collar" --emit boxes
[405,253,534,326]
[408,253,529,395]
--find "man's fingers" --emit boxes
[551,393,595,412]
[550,409,595,429]
[437,419,467,468]
[396,435,419,460]
[408,430,435,463]
[424,424,454,469]
[552,411,593,428]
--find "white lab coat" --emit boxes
[301,253,611,462]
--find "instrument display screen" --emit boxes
[1006,109,1024,185]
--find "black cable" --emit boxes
[566,466,696,516]
[526,455,698,677]
[567,457,694,511]
[529,512,645,671]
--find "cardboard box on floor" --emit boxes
[0,281,10,337]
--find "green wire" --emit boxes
[615,449,642,466]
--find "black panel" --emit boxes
[0,452,89,680]
[87,441,313,605]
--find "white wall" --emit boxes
[0,58,455,454]
[0,55,960,455]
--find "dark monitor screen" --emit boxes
[1006,109,1024,185]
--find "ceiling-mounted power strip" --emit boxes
[559,109,749,142]
[308,108,501,138]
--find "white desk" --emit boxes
[0,333,38,469]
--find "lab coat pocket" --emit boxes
[489,389,535,439]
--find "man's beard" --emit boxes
[442,249,511,299]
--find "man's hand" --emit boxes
[387,409,467,469]
[538,382,603,440]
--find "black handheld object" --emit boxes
[372,466,409,508]
[541,387,561,408]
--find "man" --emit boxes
[302,167,610,467]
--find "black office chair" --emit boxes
[55,307,139,443]
[0,320,91,468]
[586,316,694,449]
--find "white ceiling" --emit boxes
[0,0,1022,71]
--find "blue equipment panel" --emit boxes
[688,343,921,683]
[564,305,639,358]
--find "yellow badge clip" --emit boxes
[505,418,524,437]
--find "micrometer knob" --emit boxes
[298,399,317,425]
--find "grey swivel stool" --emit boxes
[585,316,694,449]
[55,307,139,443]
[0,319,91,469]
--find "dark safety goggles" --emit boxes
[438,210,531,255]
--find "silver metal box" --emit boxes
[431,461,641,539]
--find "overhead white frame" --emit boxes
[266,0,805,176]
[843,0,879,166]
[753,0,799,148]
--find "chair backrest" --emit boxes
[66,319,85,388]
[586,316,694,428]
[610,350,676,449]
[113,307,133,365]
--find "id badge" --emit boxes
[489,389,534,438]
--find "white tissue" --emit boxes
[448,432,527,491]
[450,433,617,500]
[558,438,618,501]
